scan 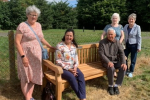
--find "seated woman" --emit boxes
[55,29,86,100]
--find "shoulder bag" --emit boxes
[25,21,48,59]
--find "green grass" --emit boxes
[43,29,102,46]
[0,29,150,99]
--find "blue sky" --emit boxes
[46,0,77,7]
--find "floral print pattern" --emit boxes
[16,22,43,85]
[55,42,78,70]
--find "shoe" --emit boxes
[126,71,129,76]
[107,87,115,95]
[114,87,120,95]
[128,72,133,78]
[30,98,36,100]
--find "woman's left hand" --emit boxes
[73,67,78,76]
[137,49,141,52]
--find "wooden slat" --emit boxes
[79,43,99,49]
[85,73,106,81]
[86,49,89,63]
[81,49,83,64]
[44,71,67,83]
[93,47,96,62]
[96,48,98,61]
[84,49,86,63]
[78,49,81,64]
[89,48,91,63]
[52,52,54,63]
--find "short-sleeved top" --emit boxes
[103,24,123,40]
[55,42,79,70]
[16,22,44,85]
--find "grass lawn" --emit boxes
[0,29,150,100]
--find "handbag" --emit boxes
[41,82,56,100]
[25,22,49,59]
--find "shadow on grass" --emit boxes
[0,80,42,100]
[86,76,108,90]
[61,76,108,100]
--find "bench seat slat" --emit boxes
[44,62,106,84]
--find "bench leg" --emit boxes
[42,76,47,91]
[56,81,62,100]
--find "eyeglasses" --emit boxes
[29,14,38,17]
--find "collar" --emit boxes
[61,41,76,49]
[106,38,116,43]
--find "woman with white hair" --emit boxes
[101,13,124,77]
[15,5,54,100]
[101,13,124,43]
[123,13,141,78]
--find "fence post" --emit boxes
[94,26,95,32]
[83,26,84,32]
[8,30,17,83]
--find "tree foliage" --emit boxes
[34,0,54,29]
[0,0,150,30]
[77,0,127,29]
[0,0,77,30]
[0,1,11,29]
[51,1,77,29]
[126,0,150,30]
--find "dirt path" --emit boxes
[0,33,7,37]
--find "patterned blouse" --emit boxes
[55,42,79,70]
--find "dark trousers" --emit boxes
[62,68,86,99]
[103,62,125,86]
[124,43,138,72]
[107,62,125,86]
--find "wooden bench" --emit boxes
[42,43,106,100]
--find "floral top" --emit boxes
[55,42,79,70]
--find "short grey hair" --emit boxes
[107,28,116,34]
[128,13,136,20]
[26,5,41,17]
[111,13,120,24]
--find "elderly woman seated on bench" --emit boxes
[99,28,127,95]
[55,29,86,100]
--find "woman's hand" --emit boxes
[73,67,78,76]
[22,57,29,67]
[49,46,57,50]
[68,68,78,76]
[137,49,141,52]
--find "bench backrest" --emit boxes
[46,43,100,64]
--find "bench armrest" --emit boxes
[43,60,63,75]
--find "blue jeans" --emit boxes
[124,43,138,72]
[62,68,86,99]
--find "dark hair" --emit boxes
[62,29,78,48]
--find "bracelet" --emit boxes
[21,55,25,58]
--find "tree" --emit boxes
[0,1,11,29]
[34,0,54,29]
[51,1,78,29]
[77,0,127,29]
[126,0,150,30]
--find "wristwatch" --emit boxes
[21,55,25,58]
